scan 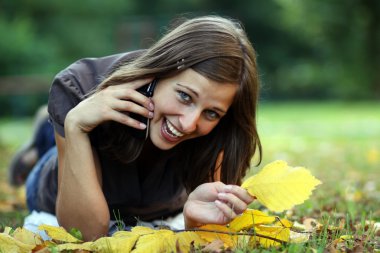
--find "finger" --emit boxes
[107,110,147,130]
[210,181,227,193]
[215,200,237,221]
[107,88,155,111]
[217,192,248,214]
[107,77,154,90]
[223,185,255,204]
[111,99,154,119]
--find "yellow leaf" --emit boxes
[112,230,138,238]
[132,229,176,253]
[131,226,155,235]
[12,227,43,247]
[289,230,310,244]
[253,224,290,248]
[56,241,93,251]
[229,209,276,231]
[0,233,35,253]
[196,224,237,248]
[3,226,12,235]
[38,224,81,243]
[93,235,139,253]
[339,235,354,241]
[175,231,206,252]
[242,160,322,212]
[275,218,293,228]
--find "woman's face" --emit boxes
[149,68,238,150]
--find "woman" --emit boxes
[25,15,262,241]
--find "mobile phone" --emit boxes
[130,79,158,139]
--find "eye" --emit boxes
[204,110,220,121]
[177,90,192,104]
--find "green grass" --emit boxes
[249,101,380,252]
[255,102,379,216]
[0,102,379,252]
[0,117,32,230]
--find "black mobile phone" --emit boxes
[130,79,158,139]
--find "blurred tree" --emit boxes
[0,0,378,116]
[273,0,380,99]
[0,16,59,75]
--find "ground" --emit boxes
[0,102,379,252]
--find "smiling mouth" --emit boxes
[162,118,184,140]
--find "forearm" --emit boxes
[56,113,109,241]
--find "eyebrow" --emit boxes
[176,83,227,114]
[212,107,227,114]
[177,83,199,97]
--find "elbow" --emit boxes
[56,203,110,241]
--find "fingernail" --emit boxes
[149,102,154,110]
[224,185,233,191]
[218,193,226,198]
[148,112,154,118]
[139,123,147,129]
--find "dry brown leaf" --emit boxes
[201,239,225,252]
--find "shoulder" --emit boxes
[54,50,145,95]
[47,50,145,136]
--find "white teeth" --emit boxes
[166,120,184,137]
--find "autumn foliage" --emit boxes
[1,160,324,252]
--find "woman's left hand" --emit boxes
[183,182,255,228]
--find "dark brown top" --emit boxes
[43,51,187,225]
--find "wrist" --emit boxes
[64,109,89,135]
[183,201,204,229]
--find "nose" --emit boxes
[179,109,201,133]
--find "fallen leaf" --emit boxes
[289,230,310,243]
[253,225,290,248]
[201,239,225,252]
[175,231,205,252]
[131,226,155,235]
[93,235,139,253]
[3,226,12,235]
[196,224,237,248]
[0,233,35,253]
[132,229,176,253]
[250,218,292,248]
[56,241,93,251]
[38,224,82,243]
[229,209,276,231]
[303,218,323,232]
[12,227,43,247]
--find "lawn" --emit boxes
[0,102,379,252]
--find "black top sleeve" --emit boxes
[47,51,142,137]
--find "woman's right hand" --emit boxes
[66,78,155,133]
[183,182,255,228]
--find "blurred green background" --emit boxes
[1,0,379,116]
[0,2,380,245]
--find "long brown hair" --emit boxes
[96,15,262,191]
